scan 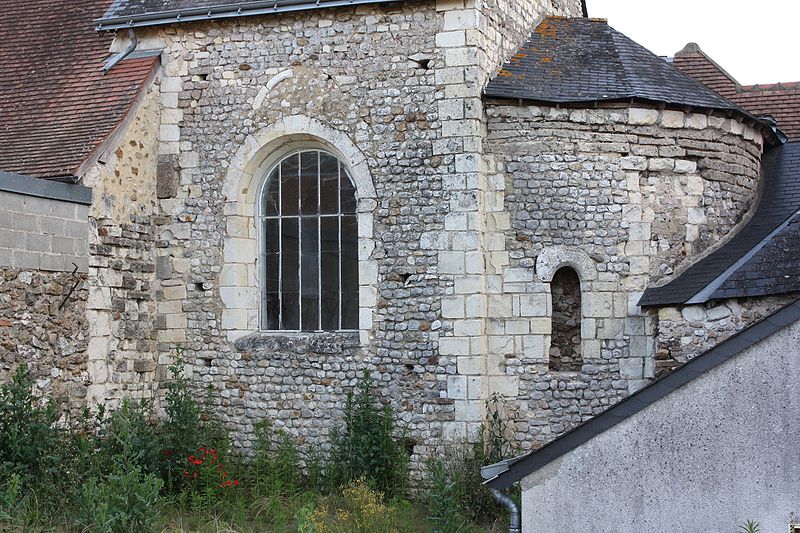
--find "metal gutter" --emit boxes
[0,171,92,205]
[104,28,137,73]
[95,0,401,30]
[484,298,800,489]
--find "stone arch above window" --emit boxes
[549,267,582,372]
[220,116,378,344]
[259,150,358,331]
[535,246,597,283]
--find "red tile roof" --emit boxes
[674,43,800,141]
[0,0,158,180]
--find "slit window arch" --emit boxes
[549,267,582,372]
[259,150,359,331]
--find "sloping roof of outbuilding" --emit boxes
[484,17,744,114]
[484,298,800,490]
[639,142,800,307]
[0,0,158,180]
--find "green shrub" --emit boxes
[251,419,302,496]
[424,457,468,533]
[329,370,409,498]
[0,366,60,482]
[76,466,163,533]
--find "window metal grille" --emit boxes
[259,150,358,331]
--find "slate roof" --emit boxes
[97,0,402,29]
[484,298,800,489]
[639,142,800,307]
[484,17,742,114]
[0,0,158,180]
[674,43,800,141]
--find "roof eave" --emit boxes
[95,0,401,30]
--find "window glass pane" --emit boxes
[264,253,279,294]
[263,292,280,330]
[341,215,357,252]
[341,292,359,330]
[321,250,340,330]
[281,154,299,216]
[262,168,279,216]
[341,249,358,298]
[281,218,299,293]
[301,218,320,331]
[340,164,357,214]
[300,151,319,216]
[319,153,339,215]
[264,219,279,254]
[281,293,299,330]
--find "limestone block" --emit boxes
[648,158,675,172]
[620,156,647,170]
[519,293,548,317]
[447,376,467,400]
[457,356,482,375]
[528,318,549,335]
[523,335,546,359]
[660,110,685,128]
[226,216,250,238]
[454,400,482,422]
[219,286,256,309]
[618,357,644,379]
[454,319,482,337]
[223,238,256,263]
[504,267,533,283]
[158,329,187,343]
[628,108,659,125]
[487,353,506,374]
[221,309,248,330]
[627,380,650,394]
[436,30,466,48]
[685,113,708,129]
[488,294,512,317]
[162,285,187,301]
[420,231,448,250]
[465,251,485,274]
[488,335,514,355]
[467,376,483,399]
[445,47,477,67]
[165,314,187,329]
[439,251,466,274]
[87,287,112,310]
[454,275,482,294]
[681,305,706,322]
[439,337,470,355]
[597,319,623,339]
[465,294,483,318]
[706,305,732,321]
[658,306,681,321]
[674,160,697,174]
[442,422,467,441]
[585,293,613,318]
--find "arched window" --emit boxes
[549,267,582,372]
[260,150,358,331]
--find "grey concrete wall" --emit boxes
[521,318,800,533]
[0,186,90,273]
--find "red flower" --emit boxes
[233,480,239,486]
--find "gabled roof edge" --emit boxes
[96,0,401,30]
[484,298,800,489]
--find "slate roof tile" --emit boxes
[484,17,741,113]
[639,142,800,306]
[0,0,158,179]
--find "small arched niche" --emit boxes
[549,267,582,372]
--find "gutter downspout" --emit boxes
[490,488,521,533]
[103,29,137,74]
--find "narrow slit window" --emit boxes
[260,150,358,331]
[549,267,582,372]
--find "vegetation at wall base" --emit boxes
[0,360,514,532]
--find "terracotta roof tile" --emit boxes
[674,44,800,141]
[0,0,158,179]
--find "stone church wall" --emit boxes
[0,175,92,416]
[110,0,583,478]
[81,83,162,407]
[483,103,764,449]
[655,293,800,375]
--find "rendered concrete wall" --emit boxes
[0,186,90,273]
[520,318,800,533]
